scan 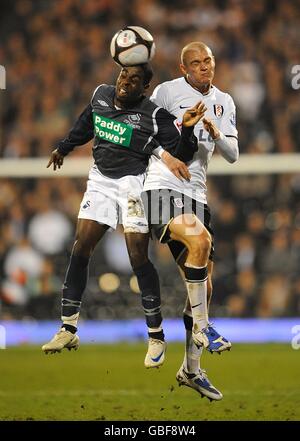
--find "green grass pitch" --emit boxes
[0,343,299,421]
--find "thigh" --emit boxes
[142,189,195,243]
[78,190,118,230]
[78,166,119,229]
[169,213,209,247]
[193,200,215,261]
[74,218,109,256]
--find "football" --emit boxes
[110,26,155,66]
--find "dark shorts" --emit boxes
[141,189,214,262]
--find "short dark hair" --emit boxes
[138,63,153,86]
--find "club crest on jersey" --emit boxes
[213,104,224,118]
[97,100,109,107]
[123,113,141,129]
[172,198,184,208]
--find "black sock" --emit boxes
[61,253,89,318]
[62,324,77,334]
[133,260,163,331]
[184,266,208,282]
[148,330,165,341]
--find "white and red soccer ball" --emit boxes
[110,26,155,66]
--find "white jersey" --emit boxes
[143,77,238,203]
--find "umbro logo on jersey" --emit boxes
[179,105,191,109]
[97,100,109,107]
[213,104,224,118]
[82,201,91,209]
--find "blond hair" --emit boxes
[181,42,214,65]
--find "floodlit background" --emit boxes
[0,0,300,337]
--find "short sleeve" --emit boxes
[150,83,171,111]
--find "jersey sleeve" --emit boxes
[219,94,238,139]
[154,108,198,162]
[56,104,94,156]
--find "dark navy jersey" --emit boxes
[56,84,197,179]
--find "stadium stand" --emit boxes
[1,0,300,320]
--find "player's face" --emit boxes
[115,66,147,105]
[180,48,215,91]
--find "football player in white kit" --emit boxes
[143,42,239,400]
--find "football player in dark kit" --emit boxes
[42,63,206,368]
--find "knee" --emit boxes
[127,247,148,269]
[188,233,211,263]
[73,237,95,259]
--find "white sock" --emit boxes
[183,329,203,374]
[148,326,162,333]
[185,264,209,331]
[61,312,79,329]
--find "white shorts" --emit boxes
[78,165,149,233]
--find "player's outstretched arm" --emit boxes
[161,151,191,181]
[172,101,207,163]
[47,149,65,171]
[50,104,94,164]
[182,101,207,127]
[203,117,239,163]
[202,117,220,140]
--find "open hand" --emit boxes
[182,101,207,127]
[161,151,191,181]
[203,117,220,140]
[47,149,65,171]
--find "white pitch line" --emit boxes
[0,389,299,397]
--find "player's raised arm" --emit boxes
[154,107,200,164]
[203,116,239,163]
[159,149,191,181]
[47,103,94,171]
[173,101,207,162]
[182,101,207,127]
[47,149,65,171]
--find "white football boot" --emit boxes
[192,323,232,354]
[176,364,223,401]
[144,338,167,368]
[42,327,79,354]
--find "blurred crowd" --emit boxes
[0,0,300,320]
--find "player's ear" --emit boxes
[180,63,187,76]
[144,83,150,91]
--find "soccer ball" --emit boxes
[110,26,155,66]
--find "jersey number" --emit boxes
[198,129,213,143]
